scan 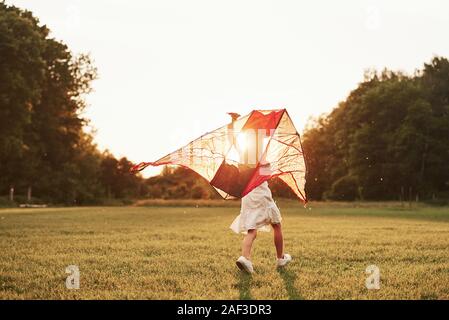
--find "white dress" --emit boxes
[230,181,282,234]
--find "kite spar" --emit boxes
[131,109,308,203]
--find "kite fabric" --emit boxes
[131,109,308,203]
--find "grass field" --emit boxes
[1,202,449,299]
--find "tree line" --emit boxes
[0,3,144,205]
[302,57,449,202]
[2,3,448,204]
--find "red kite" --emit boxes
[131,109,307,203]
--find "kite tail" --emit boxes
[130,162,156,173]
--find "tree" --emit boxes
[302,57,449,201]
[100,154,145,199]
[145,166,218,199]
[0,3,145,204]
[0,4,46,193]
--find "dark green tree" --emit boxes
[0,3,145,204]
[303,58,449,201]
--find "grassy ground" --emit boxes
[0,202,448,299]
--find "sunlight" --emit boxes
[227,145,240,163]
[225,131,273,165]
[263,136,271,151]
[236,132,247,152]
[226,131,248,163]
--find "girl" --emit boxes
[230,180,292,273]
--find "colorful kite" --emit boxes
[131,109,307,203]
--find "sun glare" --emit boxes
[227,145,240,163]
[263,136,270,151]
[226,132,247,163]
[236,132,247,152]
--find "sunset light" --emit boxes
[2,0,449,305]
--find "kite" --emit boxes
[131,109,308,203]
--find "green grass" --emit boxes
[0,203,449,299]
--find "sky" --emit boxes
[7,0,449,176]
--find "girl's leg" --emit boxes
[272,223,284,259]
[241,229,257,259]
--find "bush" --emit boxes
[191,185,206,199]
[423,199,449,206]
[0,195,47,207]
[12,195,46,204]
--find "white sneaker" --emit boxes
[277,253,292,268]
[236,256,254,273]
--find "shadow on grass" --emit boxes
[237,272,253,300]
[277,268,303,300]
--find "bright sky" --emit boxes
[7,0,449,176]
